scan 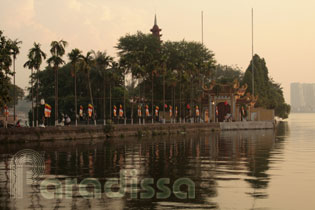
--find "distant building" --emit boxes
[291,83,315,112]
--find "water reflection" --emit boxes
[0,123,288,210]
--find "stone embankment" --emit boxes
[0,121,275,143]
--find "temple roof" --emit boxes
[203,79,248,96]
[202,79,258,106]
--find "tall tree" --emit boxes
[0,30,13,109]
[23,54,35,126]
[47,40,67,126]
[68,48,82,126]
[94,51,113,125]
[28,43,46,126]
[80,51,96,125]
[242,54,290,118]
[8,83,24,107]
[107,60,123,119]
[116,32,162,123]
[9,39,22,122]
[163,40,216,120]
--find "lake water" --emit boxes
[1,113,315,210]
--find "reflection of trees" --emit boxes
[0,158,11,210]
[0,124,288,210]
[244,130,275,190]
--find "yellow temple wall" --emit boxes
[251,108,275,121]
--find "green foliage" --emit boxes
[242,54,290,119]
[30,56,124,122]
[0,30,14,108]
[0,71,10,108]
[116,31,161,78]
[28,43,46,71]
[8,84,24,107]
[0,32,22,109]
[117,33,217,118]
[213,64,243,83]
[18,31,244,123]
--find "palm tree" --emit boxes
[47,40,67,126]
[160,53,169,124]
[28,43,46,126]
[108,60,121,120]
[80,51,96,125]
[94,51,113,125]
[68,48,82,126]
[23,56,35,127]
[10,39,22,123]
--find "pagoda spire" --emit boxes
[154,14,157,25]
[150,14,162,39]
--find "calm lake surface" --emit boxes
[1,113,315,210]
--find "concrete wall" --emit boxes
[251,108,275,121]
[220,121,275,130]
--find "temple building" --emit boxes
[201,79,273,122]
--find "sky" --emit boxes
[1,0,315,104]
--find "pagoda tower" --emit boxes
[150,14,162,40]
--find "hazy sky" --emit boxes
[1,0,315,103]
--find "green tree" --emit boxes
[80,51,96,125]
[31,55,123,125]
[0,31,13,109]
[213,64,243,83]
[9,39,22,122]
[163,40,216,119]
[8,83,24,107]
[23,54,35,126]
[47,40,67,125]
[242,54,290,119]
[107,60,124,119]
[117,32,162,123]
[28,42,46,126]
[94,51,113,124]
[117,33,217,122]
[68,48,82,126]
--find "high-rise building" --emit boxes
[291,83,315,112]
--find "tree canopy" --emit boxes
[0,31,13,107]
[1,28,290,123]
[243,54,290,118]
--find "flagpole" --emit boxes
[201,11,204,44]
[251,8,254,96]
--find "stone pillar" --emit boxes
[247,106,251,121]
[232,96,236,121]
[208,94,211,123]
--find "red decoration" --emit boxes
[224,101,228,106]
[187,104,190,109]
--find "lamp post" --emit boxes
[208,94,211,123]
[40,99,45,126]
[129,98,134,125]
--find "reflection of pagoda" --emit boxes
[150,14,162,40]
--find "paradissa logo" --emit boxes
[41,169,195,200]
[10,150,195,200]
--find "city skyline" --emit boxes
[1,0,315,104]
